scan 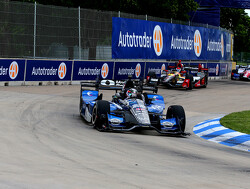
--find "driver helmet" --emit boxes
[176,60,183,71]
[126,88,137,98]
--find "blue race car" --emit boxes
[79,77,186,135]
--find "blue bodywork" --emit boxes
[80,89,182,134]
[231,73,240,80]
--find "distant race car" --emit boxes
[189,64,209,88]
[242,66,250,80]
[145,71,159,86]
[79,77,187,135]
[146,62,208,90]
[231,65,248,80]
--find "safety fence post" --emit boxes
[78,6,81,60]
[33,2,37,58]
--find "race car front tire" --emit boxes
[186,75,193,90]
[166,105,186,133]
[91,100,110,131]
[202,75,208,88]
[79,98,83,115]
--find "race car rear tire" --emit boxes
[147,71,156,80]
[143,93,150,104]
[146,71,159,85]
[79,98,83,115]
[203,75,208,88]
[186,75,193,90]
[231,69,237,80]
[91,100,110,131]
[166,105,186,133]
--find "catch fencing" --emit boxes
[0,0,232,61]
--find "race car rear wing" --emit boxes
[140,84,158,93]
[184,66,208,72]
[166,64,208,72]
[80,78,158,93]
[80,80,122,91]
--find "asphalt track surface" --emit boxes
[0,79,249,189]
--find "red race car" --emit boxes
[146,61,208,90]
[242,66,250,80]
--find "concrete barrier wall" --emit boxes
[0,59,232,86]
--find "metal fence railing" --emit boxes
[0,0,232,60]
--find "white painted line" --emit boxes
[208,132,246,143]
[193,120,220,131]
[242,140,250,147]
[196,126,225,137]
[234,143,250,152]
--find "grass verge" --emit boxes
[220,110,250,134]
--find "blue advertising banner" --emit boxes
[0,59,25,81]
[206,29,232,61]
[73,61,114,80]
[25,60,72,81]
[207,63,220,76]
[0,58,233,84]
[112,17,168,60]
[113,62,145,80]
[112,17,233,61]
[220,63,228,76]
[224,32,233,61]
[169,24,207,60]
[145,62,168,77]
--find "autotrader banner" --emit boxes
[220,63,228,76]
[114,62,145,80]
[25,60,72,81]
[73,61,114,80]
[112,17,233,61]
[207,63,220,77]
[0,59,25,81]
[145,62,168,77]
[112,17,168,59]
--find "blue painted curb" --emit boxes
[193,117,250,152]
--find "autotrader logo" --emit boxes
[101,63,109,79]
[161,64,166,74]
[194,30,202,57]
[153,25,163,56]
[216,64,219,76]
[221,34,224,58]
[58,62,67,79]
[9,61,19,80]
[135,63,141,78]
